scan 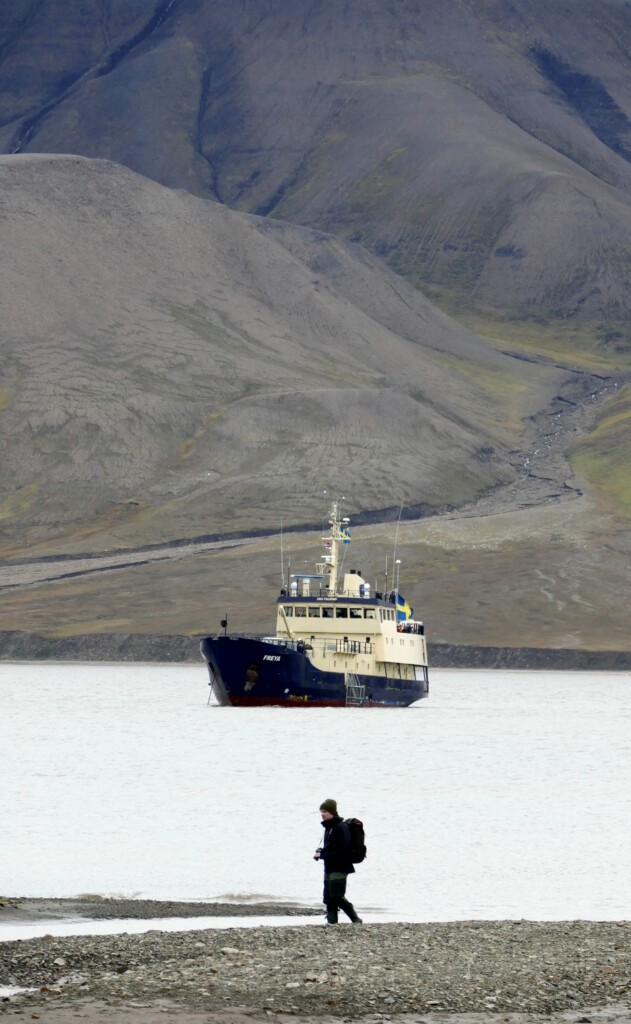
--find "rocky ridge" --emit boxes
[1,631,631,670]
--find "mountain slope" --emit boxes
[0,154,568,552]
[4,1,631,342]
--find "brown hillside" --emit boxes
[0,154,566,552]
[4,1,631,337]
[1,6,630,652]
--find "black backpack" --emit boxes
[345,817,366,863]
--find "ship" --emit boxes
[200,501,429,707]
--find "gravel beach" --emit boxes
[1,901,629,1024]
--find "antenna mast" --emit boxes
[317,497,348,597]
[392,504,403,590]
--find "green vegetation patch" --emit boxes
[0,483,38,523]
[570,383,631,515]
[425,291,631,373]
[342,154,408,212]
[271,132,349,216]
[427,351,532,435]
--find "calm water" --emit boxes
[1,663,630,921]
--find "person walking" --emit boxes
[314,799,362,925]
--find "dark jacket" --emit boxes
[320,815,355,875]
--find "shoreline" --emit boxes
[0,897,321,923]
[0,905,629,1023]
[1,631,631,669]
[2,1004,631,1024]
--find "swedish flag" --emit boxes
[396,593,413,621]
[340,527,351,544]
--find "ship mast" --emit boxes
[317,499,348,597]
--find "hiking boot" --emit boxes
[351,915,363,924]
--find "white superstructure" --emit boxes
[275,501,428,687]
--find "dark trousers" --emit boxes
[323,873,358,923]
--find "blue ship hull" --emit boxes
[200,635,429,707]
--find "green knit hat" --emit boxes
[320,798,338,815]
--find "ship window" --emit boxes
[322,607,334,618]
[283,606,293,616]
[335,607,348,618]
[308,607,321,617]
[389,610,395,621]
[295,607,307,617]
[364,608,375,619]
[350,608,362,619]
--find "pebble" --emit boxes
[0,920,628,1017]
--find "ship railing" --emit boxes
[335,639,374,655]
[220,634,375,656]
[223,634,311,654]
[280,586,373,599]
[260,636,311,653]
[396,621,425,635]
[301,638,374,656]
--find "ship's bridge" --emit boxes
[282,568,371,600]
[275,571,424,637]
[274,592,426,666]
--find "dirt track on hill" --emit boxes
[0,364,621,594]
